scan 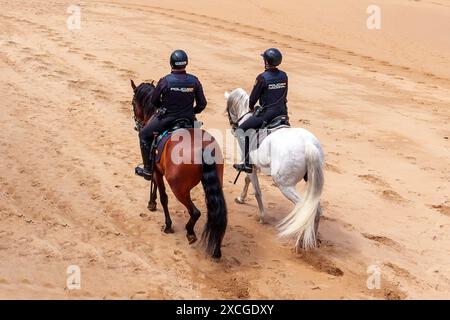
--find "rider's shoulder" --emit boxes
[257,71,266,78]
[186,73,202,85]
[186,72,199,80]
[256,72,266,83]
[278,69,287,76]
[159,75,170,82]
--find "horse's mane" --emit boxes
[135,82,156,118]
[226,88,249,120]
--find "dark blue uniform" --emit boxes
[239,68,288,131]
[140,70,207,143]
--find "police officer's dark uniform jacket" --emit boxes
[239,67,288,131]
[139,70,207,143]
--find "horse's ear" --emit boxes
[130,79,137,91]
[224,91,230,99]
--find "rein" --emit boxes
[132,98,144,131]
[227,108,252,130]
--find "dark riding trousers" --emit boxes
[139,115,179,142]
[239,68,288,131]
[140,70,207,143]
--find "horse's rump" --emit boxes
[157,128,224,181]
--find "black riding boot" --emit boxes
[135,141,153,181]
[233,134,253,173]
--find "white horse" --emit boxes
[225,88,324,250]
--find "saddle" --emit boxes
[151,118,198,163]
[251,115,290,149]
[261,115,290,130]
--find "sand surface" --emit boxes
[0,0,449,299]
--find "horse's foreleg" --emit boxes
[235,175,251,204]
[154,171,173,234]
[248,172,265,223]
[147,180,158,212]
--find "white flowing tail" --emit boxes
[277,141,324,250]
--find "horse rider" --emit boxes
[135,49,207,180]
[233,48,288,173]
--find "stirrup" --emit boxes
[135,165,153,181]
[233,163,253,173]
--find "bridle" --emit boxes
[132,94,144,131]
[227,107,251,131]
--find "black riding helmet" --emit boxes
[170,49,188,69]
[261,48,282,68]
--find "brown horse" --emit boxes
[131,80,227,258]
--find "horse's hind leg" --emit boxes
[185,200,201,244]
[172,190,200,244]
[154,171,173,234]
[314,203,322,240]
[235,175,251,204]
[248,172,265,223]
[278,185,301,205]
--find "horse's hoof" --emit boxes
[163,226,174,234]
[235,197,245,204]
[147,202,157,212]
[187,234,197,244]
[259,218,265,224]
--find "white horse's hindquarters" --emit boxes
[253,128,321,186]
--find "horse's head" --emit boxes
[131,79,156,130]
[224,88,250,130]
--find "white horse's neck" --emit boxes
[237,108,251,126]
[229,88,251,126]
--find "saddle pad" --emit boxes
[154,132,172,163]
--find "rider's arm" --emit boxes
[249,75,265,111]
[150,77,167,109]
[193,79,207,114]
